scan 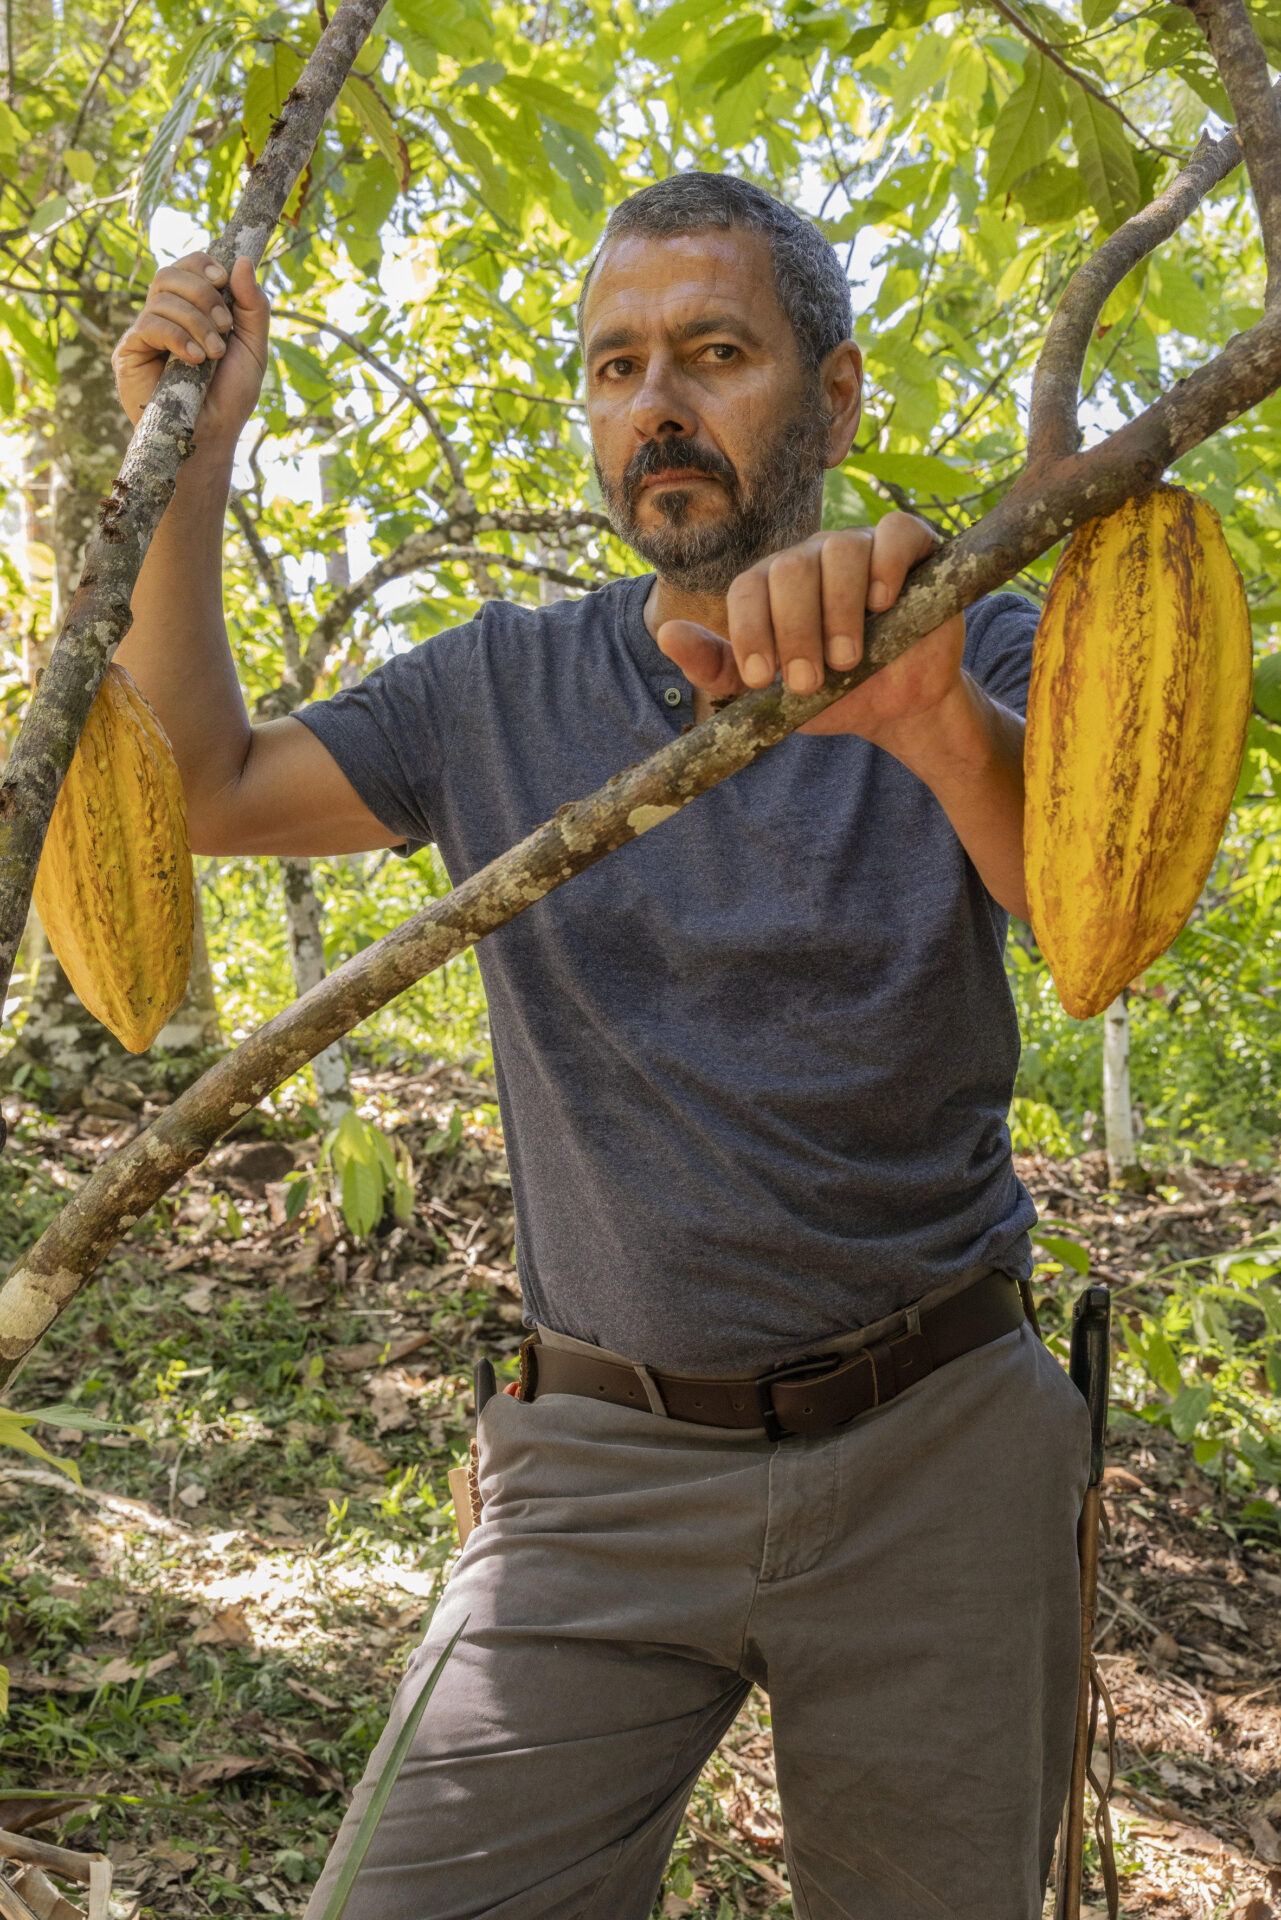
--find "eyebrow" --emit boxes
[586,312,765,360]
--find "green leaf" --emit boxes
[1082,0,1121,24]
[1254,652,1281,725]
[64,148,96,186]
[691,33,784,94]
[0,1663,8,1717]
[1030,1231,1091,1276]
[340,74,411,190]
[1170,1383,1213,1441]
[284,1175,311,1224]
[275,336,334,403]
[318,1622,465,1920]
[341,1156,383,1238]
[0,1410,82,1484]
[242,42,306,165]
[24,1403,141,1436]
[0,348,13,417]
[27,196,68,237]
[0,101,25,157]
[1012,158,1088,226]
[847,449,972,501]
[498,73,598,137]
[987,54,1066,199]
[1143,1328,1184,1397]
[133,30,231,228]
[1067,84,1140,231]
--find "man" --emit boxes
[113,172,1089,1919]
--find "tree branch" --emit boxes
[0,0,386,1034]
[228,491,302,684]
[1028,119,1249,462]
[1180,0,1281,303]
[984,0,1181,157]
[254,505,613,717]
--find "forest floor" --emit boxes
[1,1064,1280,1920]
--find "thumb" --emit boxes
[657,619,743,700]
[228,255,270,351]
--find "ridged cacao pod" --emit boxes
[33,664,194,1053]
[1024,483,1252,1021]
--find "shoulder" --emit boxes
[962,590,1039,651]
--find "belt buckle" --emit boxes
[753,1352,847,1443]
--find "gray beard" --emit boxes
[593,403,831,595]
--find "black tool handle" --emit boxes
[1069,1285,1111,1488]
[474,1358,497,1418]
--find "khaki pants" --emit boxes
[307,1311,1089,1920]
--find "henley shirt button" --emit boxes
[663,685,683,706]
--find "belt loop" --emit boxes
[517,1335,540,1402]
[904,1303,922,1337]
[632,1363,669,1417]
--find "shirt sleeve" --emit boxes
[294,619,480,853]
[961,591,1038,719]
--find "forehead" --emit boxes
[581,227,788,348]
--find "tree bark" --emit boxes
[280,856,349,1123]
[0,0,386,1028]
[1102,994,1138,1186]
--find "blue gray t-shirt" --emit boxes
[298,573,1038,1375]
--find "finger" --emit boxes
[726,566,777,689]
[228,254,267,310]
[122,314,210,365]
[867,510,939,613]
[656,620,743,699]
[146,288,230,359]
[227,255,271,360]
[765,544,825,696]
[820,529,871,671]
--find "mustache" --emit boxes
[622,438,738,508]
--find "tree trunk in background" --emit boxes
[281,856,350,1123]
[7,293,224,1099]
[539,543,569,607]
[1103,992,1138,1186]
[277,451,351,1123]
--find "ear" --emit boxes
[823,341,862,468]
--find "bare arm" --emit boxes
[111,252,396,856]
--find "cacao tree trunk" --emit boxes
[1103,992,1138,1185]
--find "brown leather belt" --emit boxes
[517,1271,1026,1441]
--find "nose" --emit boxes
[629,353,697,444]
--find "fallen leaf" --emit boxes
[283,1675,343,1712]
[191,1601,255,1649]
[100,1607,141,1641]
[150,1844,198,1872]
[180,1754,268,1792]
[1101,1466,1149,1496]
[176,1482,206,1507]
[1247,1809,1281,1865]
[332,1425,389,1476]
[94,1652,178,1686]
[11,1864,84,1920]
[180,1282,217,1314]
[0,1796,90,1832]
[324,1331,431,1373]
[1149,1631,1181,1666]
[1225,1897,1273,1920]
[368,1380,413,1434]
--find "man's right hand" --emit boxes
[111,252,270,451]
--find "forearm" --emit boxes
[113,443,253,829]
[874,674,1029,919]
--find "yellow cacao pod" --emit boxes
[1024,483,1252,1021]
[33,664,194,1053]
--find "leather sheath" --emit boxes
[519,1271,1025,1439]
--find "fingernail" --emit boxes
[205,332,224,355]
[828,635,859,668]
[204,263,226,282]
[213,305,232,328]
[743,653,773,687]
[787,659,820,695]
[187,343,205,360]
[867,582,892,610]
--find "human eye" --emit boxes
[598,356,636,381]
[701,342,739,363]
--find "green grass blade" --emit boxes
[318,1617,467,1920]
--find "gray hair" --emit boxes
[578,172,853,373]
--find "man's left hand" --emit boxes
[656,514,964,744]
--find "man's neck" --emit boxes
[642,574,730,643]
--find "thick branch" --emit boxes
[1181,0,1281,303]
[254,505,613,717]
[1028,120,1249,461]
[0,0,384,1031]
[6,293,1281,1389]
